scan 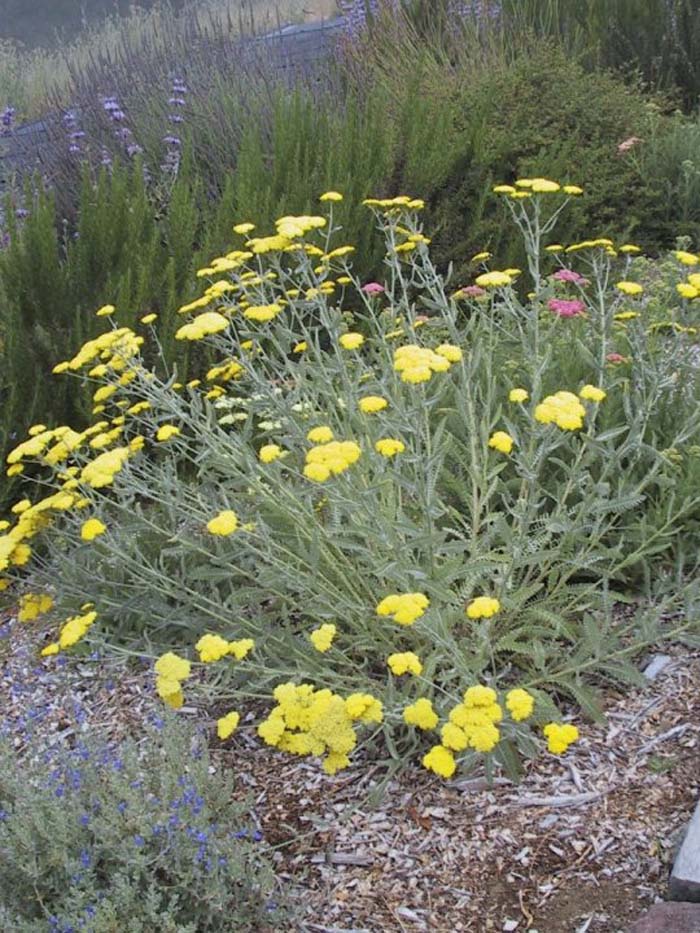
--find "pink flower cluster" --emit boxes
[547,298,586,318]
[552,269,589,286]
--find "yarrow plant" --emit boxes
[2,179,699,782]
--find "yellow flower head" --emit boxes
[475,271,513,289]
[376,592,429,626]
[375,438,405,458]
[488,431,514,455]
[339,332,364,350]
[309,623,337,653]
[154,652,191,681]
[530,178,561,193]
[534,391,586,431]
[579,384,606,402]
[156,424,180,442]
[435,343,463,363]
[345,693,383,723]
[674,250,698,266]
[543,722,579,754]
[403,698,438,730]
[307,426,334,443]
[387,651,423,676]
[615,281,643,297]
[506,688,535,722]
[319,191,343,202]
[304,440,361,482]
[358,395,388,414]
[244,303,283,323]
[509,388,529,403]
[466,596,500,619]
[259,444,283,464]
[229,638,255,660]
[206,510,238,536]
[196,632,231,663]
[422,744,456,778]
[81,518,107,541]
[217,711,240,740]
[18,593,54,623]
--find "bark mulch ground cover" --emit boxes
[1,609,698,933]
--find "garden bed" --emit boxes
[2,608,697,932]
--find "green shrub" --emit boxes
[499,0,700,111]
[0,714,287,931]
[427,38,664,278]
[3,184,699,781]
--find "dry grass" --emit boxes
[0,0,340,119]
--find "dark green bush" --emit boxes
[428,39,664,279]
[0,714,287,931]
[499,0,700,111]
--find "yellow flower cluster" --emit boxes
[206,510,238,536]
[196,633,254,663]
[206,359,244,383]
[375,438,405,458]
[465,596,500,619]
[244,303,283,323]
[55,326,142,374]
[154,652,192,709]
[421,684,537,778]
[41,610,98,656]
[488,431,514,455]
[81,518,106,541]
[309,623,337,652]
[257,682,382,775]
[676,272,700,300]
[18,592,53,623]
[259,444,284,464]
[358,395,388,413]
[615,281,643,297]
[175,311,229,341]
[339,332,364,350]
[493,178,583,197]
[475,270,513,289]
[387,651,423,676]
[362,195,425,212]
[81,447,131,487]
[534,391,586,431]
[303,440,361,483]
[403,697,439,730]
[393,344,459,384]
[544,722,580,754]
[505,688,535,722]
[579,384,606,403]
[217,711,240,740]
[307,425,334,443]
[376,592,429,626]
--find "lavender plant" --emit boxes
[0,714,288,932]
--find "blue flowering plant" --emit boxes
[0,714,287,932]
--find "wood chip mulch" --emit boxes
[1,611,698,933]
